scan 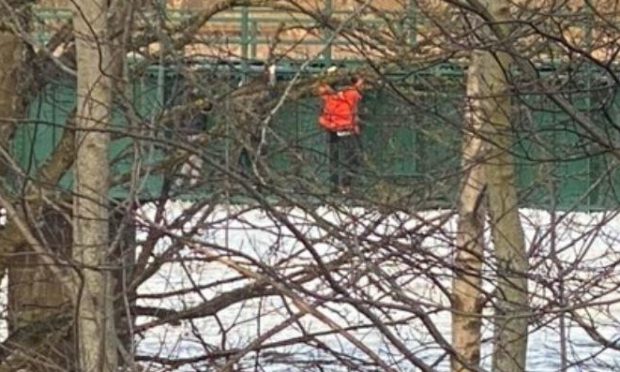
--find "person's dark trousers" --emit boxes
[237,132,262,179]
[328,131,340,191]
[340,133,361,188]
[327,131,362,191]
[239,147,252,171]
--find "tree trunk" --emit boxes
[451,50,488,372]
[5,208,134,371]
[466,1,529,371]
[73,0,117,369]
[487,113,529,372]
[1,23,75,371]
[0,31,22,176]
[6,208,75,371]
[0,29,75,372]
[482,38,529,372]
[0,29,22,291]
[453,1,529,370]
[479,5,529,372]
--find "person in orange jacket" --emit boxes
[318,76,365,193]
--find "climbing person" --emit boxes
[318,75,365,193]
[172,86,209,188]
[234,63,279,181]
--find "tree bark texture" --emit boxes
[6,208,74,371]
[73,0,118,369]
[0,31,22,172]
[0,30,22,290]
[461,1,529,371]
[480,11,529,372]
[0,29,24,292]
[1,25,78,370]
[451,50,488,372]
[0,29,76,371]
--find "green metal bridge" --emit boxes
[12,7,620,211]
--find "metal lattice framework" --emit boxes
[13,5,620,211]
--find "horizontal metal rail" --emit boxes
[31,6,599,69]
[32,6,417,62]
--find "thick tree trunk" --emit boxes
[0,32,21,172]
[487,115,529,372]
[462,1,529,370]
[2,27,77,371]
[453,2,528,370]
[6,208,74,371]
[0,30,22,288]
[451,51,488,372]
[0,30,75,371]
[5,208,134,371]
[478,3,529,371]
[2,2,131,369]
[73,0,117,369]
[482,42,529,372]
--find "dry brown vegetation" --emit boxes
[2,0,620,371]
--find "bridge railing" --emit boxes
[32,5,418,63]
[21,6,620,211]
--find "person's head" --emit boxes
[350,76,364,90]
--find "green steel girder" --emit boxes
[13,63,620,211]
[16,7,617,210]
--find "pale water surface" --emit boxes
[135,205,620,371]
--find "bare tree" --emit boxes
[0,1,620,371]
[451,31,488,372]
[73,0,117,368]
[476,2,529,370]
[0,3,79,369]
[452,0,529,370]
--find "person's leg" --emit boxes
[187,154,203,187]
[188,134,202,187]
[340,135,355,189]
[327,131,339,191]
[176,134,202,188]
[350,134,363,185]
[237,124,266,180]
[176,160,190,188]
[238,147,252,178]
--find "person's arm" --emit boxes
[354,77,365,91]
[343,88,363,134]
[317,83,335,96]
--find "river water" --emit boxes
[137,205,620,371]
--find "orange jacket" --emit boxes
[319,87,362,133]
